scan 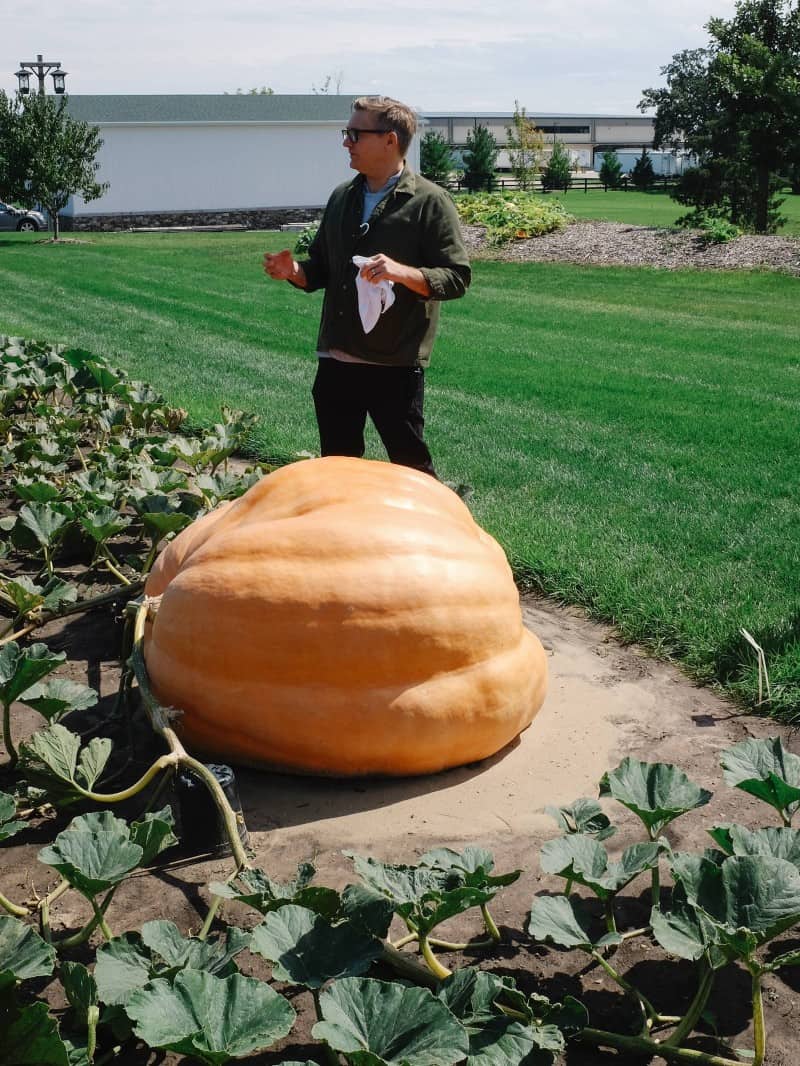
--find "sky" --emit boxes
[3,0,738,115]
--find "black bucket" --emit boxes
[176,763,249,856]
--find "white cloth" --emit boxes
[352,255,395,333]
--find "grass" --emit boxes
[474,187,800,235]
[1,230,798,717]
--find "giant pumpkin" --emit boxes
[143,457,547,776]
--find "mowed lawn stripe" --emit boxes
[0,232,798,714]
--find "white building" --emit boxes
[64,94,420,228]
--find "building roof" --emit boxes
[65,94,359,124]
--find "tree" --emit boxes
[541,140,572,191]
[312,71,344,94]
[419,131,454,185]
[598,149,623,189]
[462,124,498,191]
[225,86,274,95]
[505,100,544,189]
[640,0,800,233]
[0,91,107,241]
[630,147,656,190]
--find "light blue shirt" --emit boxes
[362,170,402,225]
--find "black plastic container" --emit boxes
[176,763,249,856]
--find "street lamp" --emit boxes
[15,55,68,95]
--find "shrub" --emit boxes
[541,140,573,192]
[420,131,454,185]
[599,150,623,189]
[462,124,498,192]
[455,192,574,244]
[630,148,656,191]
[294,224,319,256]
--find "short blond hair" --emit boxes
[352,96,417,156]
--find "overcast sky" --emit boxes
[3,0,737,114]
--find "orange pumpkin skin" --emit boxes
[143,457,547,776]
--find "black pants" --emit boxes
[312,358,436,477]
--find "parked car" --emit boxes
[0,202,47,232]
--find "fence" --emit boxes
[445,175,680,194]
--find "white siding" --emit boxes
[71,123,422,215]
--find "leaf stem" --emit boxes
[2,699,18,768]
[662,961,714,1048]
[91,897,114,940]
[579,1026,744,1065]
[752,970,765,1066]
[481,903,501,942]
[419,932,452,980]
[87,1004,99,1063]
[198,893,223,941]
[380,941,438,988]
[590,948,659,1034]
[0,889,29,917]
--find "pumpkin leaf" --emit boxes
[18,724,112,804]
[650,892,725,964]
[125,970,296,1066]
[38,810,143,899]
[94,935,153,1006]
[720,737,800,822]
[129,807,178,866]
[419,846,522,891]
[539,834,661,899]
[14,502,74,551]
[528,895,603,951]
[599,758,712,835]
[209,862,339,917]
[14,478,62,503]
[249,905,381,988]
[437,968,511,1027]
[466,1018,563,1066]
[312,977,469,1066]
[339,883,396,938]
[0,642,66,707]
[141,919,250,975]
[19,679,98,724]
[673,853,800,956]
[0,915,57,982]
[544,798,616,840]
[709,825,800,870]
[344,852,455,906]
[0,792,26,843]
[0,1001,70,1066]
[78,506,130,545]
[61,961,98,1027]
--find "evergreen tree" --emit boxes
[542,140,573,191]
[462,124,498,192]
[599,150,623,189]
[420,131,454,185]
[506,100,544,189]
[640,0,800,232]
[630,148,656,190]
[0,92,107,241]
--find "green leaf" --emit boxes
[15,502,73,551]
[94,935,152,1006]
[437,968,510,1026]
[539,834,660,898]
[0,1001,70,1066]
[76,737,113,790]
[345,852,455,906]
[0,915,57,981]
[0,792,26,843]
[599,758,712,835]
[18,724,110,804]
[250,905,381,988]
[528,895,596,950]
[78,506,130,544]
[14,479,61,503]
[38,810,143,898]
[61,961,98,1026]
[419,846,522,892]
[208,862,339,916]
[0,642,66,706]
[20,679,98,723]
[339,883,396,938]
[721,737,800,820]
[650,895,721,963]
[140,919,249,975]
[467,1018,561,1066]
[716,825,800,871]
[313,977,469,1066]
[126,970,295,1066]
[129,808,178,866]
[544,798,616,840]
[0,576,46,616]
[674,853,800,954]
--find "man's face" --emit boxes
[343,111,395,174]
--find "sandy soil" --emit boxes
[3,594,798,1065]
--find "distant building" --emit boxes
[423,111,670,172]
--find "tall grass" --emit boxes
[1,230,798,716]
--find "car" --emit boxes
[0,202,47,232]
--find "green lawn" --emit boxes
[1,231,798,717]
[481,187,800,235]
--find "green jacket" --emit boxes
[299,167,471,367]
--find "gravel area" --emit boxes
[462,219,800,274]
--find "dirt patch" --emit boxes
[461,218,800,274]
[2,594,798,1065]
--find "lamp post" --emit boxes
[15,54,68,95]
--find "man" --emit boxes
[264,95,470,478]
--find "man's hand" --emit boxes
[359,254,431,297]
[263,249,306,287]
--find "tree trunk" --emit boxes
[755,164,771,234]
[49,209,60,242]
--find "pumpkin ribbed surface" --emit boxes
[143,456,547,776]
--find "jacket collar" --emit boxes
[350,164,417,198]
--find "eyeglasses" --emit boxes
[341,127,391,143]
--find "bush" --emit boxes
[599,150,623,189]
[294,224,319,256]
[462,124,499,192]
[694,213,742,244]
[630,148,656,191]
[541,141,572,192]
[455,192,574,244]
[420,131,454,185]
